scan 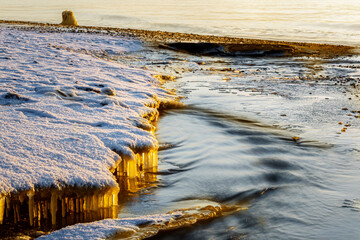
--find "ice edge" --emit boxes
[0,25,182,226]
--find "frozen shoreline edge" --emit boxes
[0,19,358,58]
[0,24,183,231]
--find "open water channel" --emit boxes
[109,43,360,239]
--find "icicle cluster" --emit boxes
[0,150,158,227]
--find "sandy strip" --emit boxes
[0,20,357,58]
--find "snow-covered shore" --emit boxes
[38,203,238,240]
[0,25,176,206]
[38,212,183,240]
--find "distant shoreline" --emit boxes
[0,19,358,58]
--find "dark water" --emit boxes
[115,46,360,239]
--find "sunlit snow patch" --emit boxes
[39,203,241,240]
[0,26,178,226]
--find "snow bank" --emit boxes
[0,26,174,195]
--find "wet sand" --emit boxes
[0,20,357,58]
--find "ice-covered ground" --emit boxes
[38,202,234,240]
[38,213,182,240]
[0,26,175,195]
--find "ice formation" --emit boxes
[60,10,79,27]
[38,204,239,239]
[0,25,177,226]
[38,213,182,240]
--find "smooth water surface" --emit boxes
[1,0,360,46]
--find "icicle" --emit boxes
[34,202,38,226]
[111,187,119,219]
[150,151,154,168]
[37,202,41,223]
[140,153,145,168]
[0,196,5,224]
[61,198,66,218]
[99,194,104,219]
[116,166,120,177]
[127,159,137,178]
[5,196,10,218]
[112,193,118,207]
[0,149,162,226]
[79,198,84,213]
[144,152,149,169]
[86,196,91,213]
[71,198,75,213]
[19,194,26,204]
[50,191,57,225]
[116,161,123,177]
[27,189,35,226]
[104,194,109,208]
[68,198,71,213]
[14,202,20,223]
[144,150,154,169]
[76,198,79,213]
[108,194,113,207]
[92,195,98,211]
[121,160,126,176]
[66,198,70,213]
[153,151,158,168]
[101,194,105,208]
[43,202,48,219]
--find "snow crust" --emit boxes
[0,26,173,195]
[38,202,229,239]
[38,212,182,240]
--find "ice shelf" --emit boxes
[0,25,178,227]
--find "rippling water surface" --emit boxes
[1,0,360,45]
[152,110,358,239]
[108,43,360,239]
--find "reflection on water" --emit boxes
[1,0,360,45]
